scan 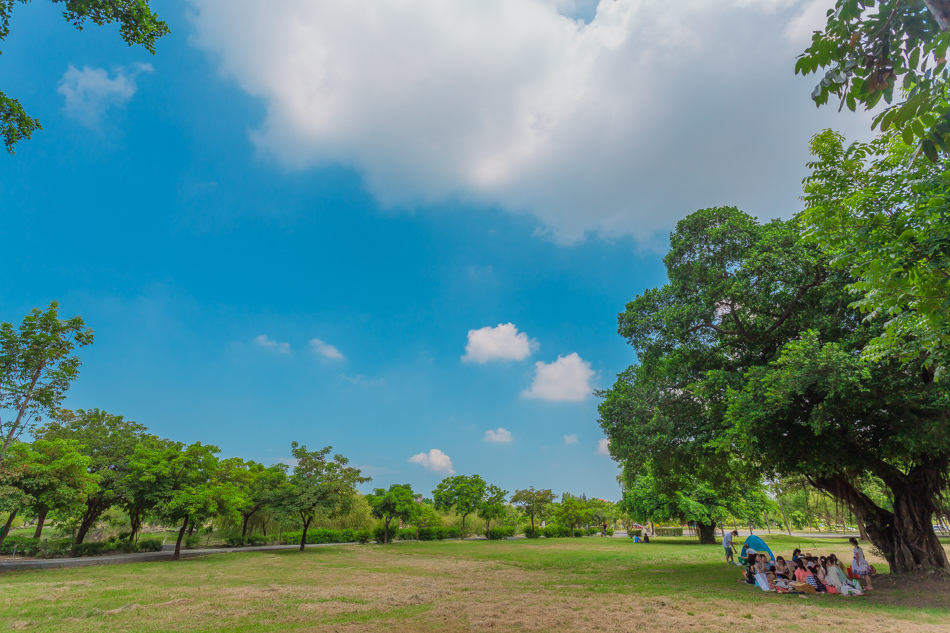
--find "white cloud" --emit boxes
[462,323,538,363]
[187,0,864,243]
[341,373,385,387]
[564,434,579,445]
[309,337,345,360]
[408,448,456,474]
[522,353,594,402]
[597,438,610,455]
[254,334,291,354]
[58,63,153,128]
[484,427,513,443]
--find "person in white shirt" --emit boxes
[849,537,874,591]
[723,529,738,564]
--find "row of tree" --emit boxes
[600,0,950,574]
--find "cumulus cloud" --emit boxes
[58,63,153,128]
[484,427,513,443]
[187,0,867,243]
[522,353,594,402]
[254,334,291,354]
[408,448,456,474]
[597,438,610,455]
[462,323,538,363]
[564,434,579,445]
[309,337,345,360]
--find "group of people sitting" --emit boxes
[736,536,873,595]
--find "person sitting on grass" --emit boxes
[794,559,819,590]
[850,537,874,591]
[755,554,775,583]
[823,558,862,596]
[791,548,802,564]
[774,556,791,580]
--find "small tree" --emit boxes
[277,443,370,551]
[220,458,287,539]
[131,441,243,560]
[0,302,94,464]
[433,475,486,540]
[477,484,508,540]
[510,487,556,537]
[35,408,153,543]
[557,495,591,537]
[366,484,417,544]
[0,439,96,543]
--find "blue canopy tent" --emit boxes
[739,535,775,564]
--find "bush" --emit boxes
[183,535,201,549]
[245,534,273,546]
[416,527,440,541]
[654,527,683,537]
[439,526,462,539]
[137,537,163,552]
[606,528,614,536]
[284,528,358,545]
[483,525,517,540]
[71,541,109,557]
[355,529,372,544]
[224,535,246,547]
[540,524,572,538]
[524,528,541,539]
[627,529,642,538]
[0,536,40,556]
[396,527,417,541]
[586,527,600,536]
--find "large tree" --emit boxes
[0,0,169,152]
[476,484,508,540]
[276,443,369,552]
[432,474,486,540]
[601,206,950,571]
[0,302,93,464]
[219,458,287,539]
[35,408,153,543]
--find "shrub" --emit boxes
[397,527,417,541]
[416,527,440,541]
[524,528,541,539]
[285,528,359,545]
[438,526,462,539]
[224,535,246,547]
[586,527,599,536]
[355,529,372,544]
[540,524,572,538]
[654,527,683,537]
[137,538,163,552]
[71,541,108,557]
[627,529,643,538]
[183,535,201,549]
[0,536,40,556]
[484,525,517,540]
[245,534,272,546]
[606,529,615,536]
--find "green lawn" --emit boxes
[1,535,948,632]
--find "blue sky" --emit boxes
[1,0,869,499]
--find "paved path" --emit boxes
[0,542,361,573]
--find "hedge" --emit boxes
[540,524,573,538]
[0,535,164,558]
[483,525,517,540]
[654,527,684,537]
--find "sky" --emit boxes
[0,0,874,500]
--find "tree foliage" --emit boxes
[366,483,417,544]
[433,474,486,540]
[801,129,950,378]
[0,302,93,464]
[510,487,556,536]
[796,0,950,159]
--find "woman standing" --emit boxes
[849,537,874,591]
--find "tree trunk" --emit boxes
[776,495,793,536]
[696,521,717,545]
[187,522,195,537]
[300,517,311,552]
[0,509,18,546]
[75,499,107,544]
[530,517,536,537]
[129,510,142,542]
[925,0,950,31]
[486,519,491,541]
[172,515,189,561]
[384,518,390,545]
[33,506,48,539]
[461,514,467,540]
[814,468,950,573]
[241,514,250,538]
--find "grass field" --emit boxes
[1,535,949,632]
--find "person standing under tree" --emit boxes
[723,529,738,564]
[849,537,874,591]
